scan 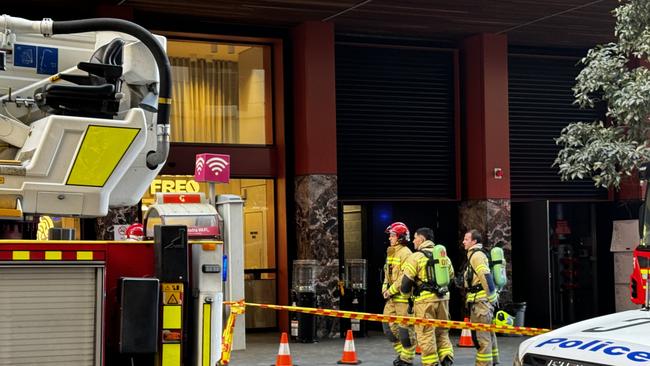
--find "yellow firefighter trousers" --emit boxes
[413,300,454,366]
[434,300,454,362]
[383,299,416,363]
[470,300,499,366]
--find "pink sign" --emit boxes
[188,226,219,237]
[195,153,230,183]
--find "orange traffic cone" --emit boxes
[273,332,294,366]
[458,317,475,347]
[337,330,361,364]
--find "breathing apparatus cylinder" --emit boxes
[490,246,507,290]
[431,244,451,288]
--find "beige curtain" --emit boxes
[170,57,239,143]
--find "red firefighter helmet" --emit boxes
[385,222,410,242]
[125,223,144,241]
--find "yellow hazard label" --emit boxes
[162,343,181,366]
[164,292,182,305]
[162,283,183,292]
[163,305,182,329]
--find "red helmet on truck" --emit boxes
[125,223,144,241]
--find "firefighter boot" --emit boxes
[440,356,453,366]
[394,360,413,366]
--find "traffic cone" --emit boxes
[273,332,294,366]
[458,317,475,347]
[337,330,361,364]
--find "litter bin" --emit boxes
[292,260,319,343]
[48,227,75,240]
[341,259,367,338]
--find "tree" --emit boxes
[554,0,650,188]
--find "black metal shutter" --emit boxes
[336,44,456,200]
[508,54,608,200]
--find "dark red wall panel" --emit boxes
[292,22,337,175]
[462,33,511,200]
[162,144,276,177]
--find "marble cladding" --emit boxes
[96,205,139,240]
[459,199,512,303]
[295,174,340,338]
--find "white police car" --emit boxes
[514,309,650,365]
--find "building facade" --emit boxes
[3,0,634,334]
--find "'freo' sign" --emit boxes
[195,154,230,183]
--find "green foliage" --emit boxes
[554,0,650,188]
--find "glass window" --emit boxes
[167,40,272,144]
[142,175,276,270]
[343,205,363,259]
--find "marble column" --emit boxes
[295,174,339,338]
[459,199,512,303]
[292,21,339,338]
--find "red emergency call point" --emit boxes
[493,168,504,179]
[555,220,572,235]
[195,153,231,183]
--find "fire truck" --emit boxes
[0,15,244,366]
[630,163,650,307]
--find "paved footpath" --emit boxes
[231,331,528,365]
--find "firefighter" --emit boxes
[382,221,416,366]
[401,227,455,366]
[461,229,499,366]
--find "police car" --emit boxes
[514,309,650,365]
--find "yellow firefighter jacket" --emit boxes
[383,243,412,303]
